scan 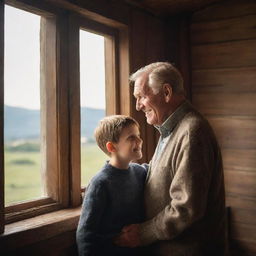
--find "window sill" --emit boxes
[0,207,81,251]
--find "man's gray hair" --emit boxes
[130,62,184,95]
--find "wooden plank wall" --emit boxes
[190,0,256,255]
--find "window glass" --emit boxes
[79,29,108,187]
[4,5,43,205]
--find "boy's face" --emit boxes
[113,124,143,162]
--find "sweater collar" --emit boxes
[154,100,192,137]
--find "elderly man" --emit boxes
[115,62,226,256]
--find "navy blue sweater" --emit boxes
[76,161,148,256]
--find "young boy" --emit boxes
[76,115,148,256]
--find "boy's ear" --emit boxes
[106,142,116,153]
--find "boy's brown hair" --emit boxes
[94,115,139,156]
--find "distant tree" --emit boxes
[10,159,35,165]
[5,142,40,152]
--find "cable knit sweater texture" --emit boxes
[139,101,226,256]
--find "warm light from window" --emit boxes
[4,5,43,205]
[79,29,108,187]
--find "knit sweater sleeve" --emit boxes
[76,180,107,256]
[139,128,214,245]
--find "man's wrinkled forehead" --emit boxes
[133,74,149,97]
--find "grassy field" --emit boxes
[81,143,108,186]
[5,143,107,205]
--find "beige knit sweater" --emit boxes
[139,101,226,256]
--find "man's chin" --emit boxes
[146,117,155,125]
[132,152,143,160]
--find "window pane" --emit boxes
[4,5,43,205]
[79,29,108,187]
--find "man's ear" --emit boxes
[106,142,116,154]
[163,83,172,103]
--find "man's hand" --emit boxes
[114,224,141,248]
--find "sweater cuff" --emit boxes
[139,219,158,246]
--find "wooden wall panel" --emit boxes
[226,194,256,212]
[191,14,256,44]
[191,0,256,255]
[227,206,256,226]
[222,149,256,172]
[192,67,256,93]
[192,0,256,22]
[192,39,256,70]
[224,170,256,196]
[193,93,256,116]
[207,117,256,149]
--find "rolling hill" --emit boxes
[4,105,105,142]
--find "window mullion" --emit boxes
[55,14,70,207]
[68,15,82,207]
[40,16,58,201]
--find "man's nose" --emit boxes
[136,99,142,111]
[137,137,143,146]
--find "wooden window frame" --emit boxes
[0,0,130,234]
[68,14,130,206]
[1,1,70,226]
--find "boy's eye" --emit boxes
[127,135,140,141]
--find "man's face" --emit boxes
[133,75,167,126]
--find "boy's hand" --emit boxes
[114,224,141,248]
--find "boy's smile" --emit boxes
[109,124,143,169]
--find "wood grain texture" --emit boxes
[68,16,81,207]
[1,208,80,253]
[56,14,70,207]
[193,93,256,116]
[7,0,130,26]
[118,26,131,116]
[226,193,256,210]
[191,14,256,44]
[207,116,256,150]
[222,149,256,172]
[126,0,221,16]
[192,0,256,22]
[40,17,58,201]
[224,170,256,197]
[229,222,256,247]
[228,206,256,226]
[191,1,256,254]
[192,67,256,93]
[191,39,256,70]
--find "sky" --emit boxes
[4,5,105,110]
